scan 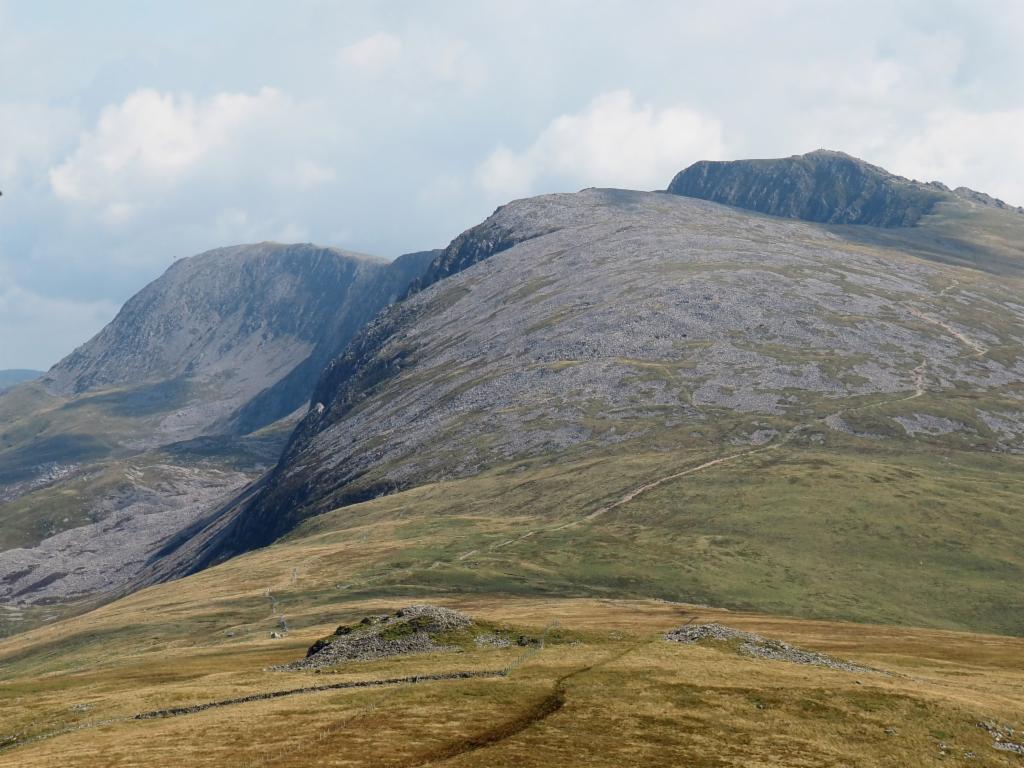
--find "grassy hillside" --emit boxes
[0,500,1022,765]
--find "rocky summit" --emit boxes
[669,149,980,227]
[283,605,475,671]
[44,241,434,436]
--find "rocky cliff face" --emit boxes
[667,149,951,227]
[164,182,1024,571]
[44,242,434,437]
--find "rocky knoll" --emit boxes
[281,605,474,671]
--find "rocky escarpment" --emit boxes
[667,149,950,227]
[223,248,437,435]
[0,243,436,612]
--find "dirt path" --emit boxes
[582,446,779,523]
[909,307,989,359]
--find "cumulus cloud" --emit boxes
[49,88,288,215]
[0,102,78,183]
[887,109,1024,206]
[3,1,1024,369]
[475,91,727,199]
[338,32,402,72]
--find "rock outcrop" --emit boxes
[665,623,877,673]
[280,605,474,670]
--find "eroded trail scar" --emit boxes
[583,447,775,522]
[400,644,641,767]
[908,306,989,359]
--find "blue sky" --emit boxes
[2,0,1023,369]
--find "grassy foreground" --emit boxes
[2,435,1024,766]
[1,593,1022,767]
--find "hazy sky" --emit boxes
[2,0,1023,369]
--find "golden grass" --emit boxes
[1,459,1023,767]
[1,591,1022,767]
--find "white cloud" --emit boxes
[885,109,1024,205]
[50,87,287,210]
[475,91,727,199]
[0,102,78,183]
[338,32,402,72]
[292,160,337,188]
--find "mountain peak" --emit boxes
[667,149,948,227]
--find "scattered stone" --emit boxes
[665,623,880,674]
[977,720,1024,755]
[474,633,512,648]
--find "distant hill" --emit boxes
[44,242,435,436]
[0,370,41,392]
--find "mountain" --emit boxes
[5,151,1024,766]
[667,148,1023,227]
[0,242,435,616]
[150,165,1024,635]
[44,242,434,437]
[0,370,41,393]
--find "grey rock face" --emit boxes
[667,149,949,227]
[0,243,436,609]
[0,463,249,604]
[44,242,434,437]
